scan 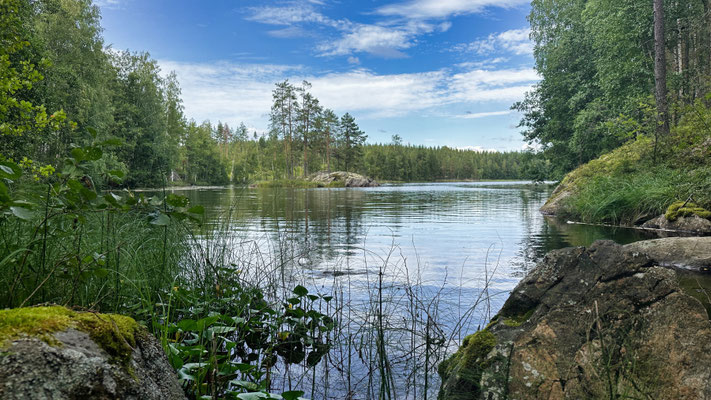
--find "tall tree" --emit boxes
[269,80,296,178]
[653,0,670,141]
[337,113,366,172]
[297,81,321,177]
[319,109,339,173]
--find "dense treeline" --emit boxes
[516,0,711,176]
[1,0,545,188]
[211,134,536,183]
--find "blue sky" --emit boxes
[98,0,537,151]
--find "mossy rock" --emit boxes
[0,306,186,399]
[438,329,497,399]
[0,305,141,365]
[665,201,711,222]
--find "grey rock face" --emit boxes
[439,238,711,400]
[0,328,186,400]
[641,214,711,235]
[309,171,379,187]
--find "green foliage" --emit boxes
[518,0,711,174]
[152,277,333,399]
[557,101,711,224]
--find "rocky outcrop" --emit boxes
[309,171,379,187]
[642,214,711,235]
[0,306,186,400]
[439,238,711,400]
[539,183,572,216]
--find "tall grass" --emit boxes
[565,166,711,225]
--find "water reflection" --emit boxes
[172,182,652,292]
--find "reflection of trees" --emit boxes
[512,185,655,277]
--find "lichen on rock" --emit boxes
[0,306,185,400]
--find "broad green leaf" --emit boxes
[293,285,308,296]
[108,169,125,178]
[10,206,33,220]
[0,161,22,179]
[99,138,124,146]
[150,213,170,226]
[70,148,85,162]
[187,205,204,215]
[281,391,305,400]
[236,392,268,400]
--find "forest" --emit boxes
[515,0,711,176]
[0,0,544,190]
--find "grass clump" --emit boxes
[665,201,711,221]
[0,306,140,365]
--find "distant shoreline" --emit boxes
[129,179,551,191]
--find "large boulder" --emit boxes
[439,238,711,400]
[0,306,186,400]
[309,171,379,187]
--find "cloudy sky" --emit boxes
[98,0,536,151]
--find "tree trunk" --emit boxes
[326,128,331,173]
[653,0,670,141]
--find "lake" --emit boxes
[174,181,649,290]
[169,181,653,399]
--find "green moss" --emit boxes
[665,201,711,221]
[503,308,535,327]
[439,329,497,382]
[0,306,140,366]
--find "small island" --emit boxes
[252,171,379,188]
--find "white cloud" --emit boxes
[317,24,415,57]
[246,2,442,58]
[376,0,529,19]
[95,0,125,9]
[245,4,335,27]
[347,56,361,65]
[455,110,512,119]
[158,60,538,131]
[453,28,532,56]
[267,26,309,38]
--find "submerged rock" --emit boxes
[309,171,379,187]
[0,306,186,400]
[439,238,711,400]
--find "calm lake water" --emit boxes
[173,181,650,292]
[169,181,656,399]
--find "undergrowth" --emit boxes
[557,98,711,225]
